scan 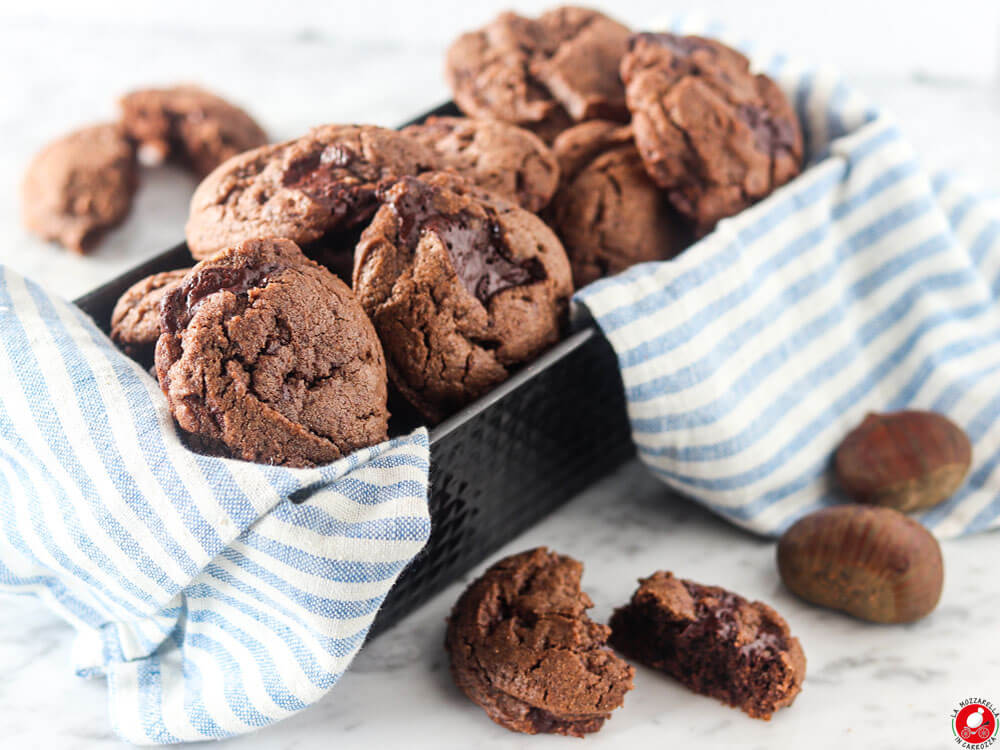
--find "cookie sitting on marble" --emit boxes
[21,123,138,253]
[185,123,442,260]
[110,268,190,366]
[609,571,806,720]
[155,237,389,467]
[446,547,635,736]
[120,85,268,177]
[549,120,686,287]
[445,6,632,141]
[620,33,804,235]
[401,116,560,213]
[352,173,573,424]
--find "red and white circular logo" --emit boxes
[952,698,998,747]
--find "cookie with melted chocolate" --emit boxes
[184,124,442,259]
[353,174,573,424]
[155,237,388,467]
[620,33,804,235]
[609,571,806,720]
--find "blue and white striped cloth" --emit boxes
[0,269,431,743]
[577,17,1000,539]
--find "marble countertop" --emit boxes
[2,2,999,748]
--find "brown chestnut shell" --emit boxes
[777,505,943,624]
[835,410,971,512]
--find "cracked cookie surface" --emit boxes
[155,237,388,467]
[609,571,806,720]
[111,268,190,365]
[352,174,572,424]
[445,6,631,141]
[185,124,442,258]
[621,33,803,235]
[120,85,268,177]
[550,120,685,287]
[401,116,559,212]
[21,123,138,253]
[446,548,634,736]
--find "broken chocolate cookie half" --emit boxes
[609,571,806,720]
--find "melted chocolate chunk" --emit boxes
[281,150,323,186]
[161,261,283,333]
[282,145,377,227]
[385,177,546,304]
[736,103,798,157]
[684,590,788,656]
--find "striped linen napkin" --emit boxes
[0,269,431,743]
[576,17,1000,539]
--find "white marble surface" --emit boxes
[2,2,1000,748]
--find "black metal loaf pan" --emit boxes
[73,104,635,637]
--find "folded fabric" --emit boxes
[576,18,1000,538]
[0,267,431,744]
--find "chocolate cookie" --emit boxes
[353,174,573,424]
[550,121,685,287]
[21,123,138,253]
[110,269,190,364]
[185,124,441,259]
[401,117,559,212]
[446,548,634,736]
[445,7,631,141]
[609,572,806,720]
[155,237,388,467]
[620,33,804,235]
[120,85,268,177]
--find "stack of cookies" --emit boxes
[24,6,806,465]
[110,121,576,459]
[446,7,805,281]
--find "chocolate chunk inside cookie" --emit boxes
[621,33,804,235]
[280,142,378,221]
[110,268,190,365]
[401,116,560,212]
[21,123,138,253]
[550,121,686,287]
[155,237,389,467]
[609,571,806,720]
[387,177,547,303]
[446,548,634,736]
[185,124,441,259]
[353,174,572,424]
[120,85,268,177]
[445,7,631,141]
